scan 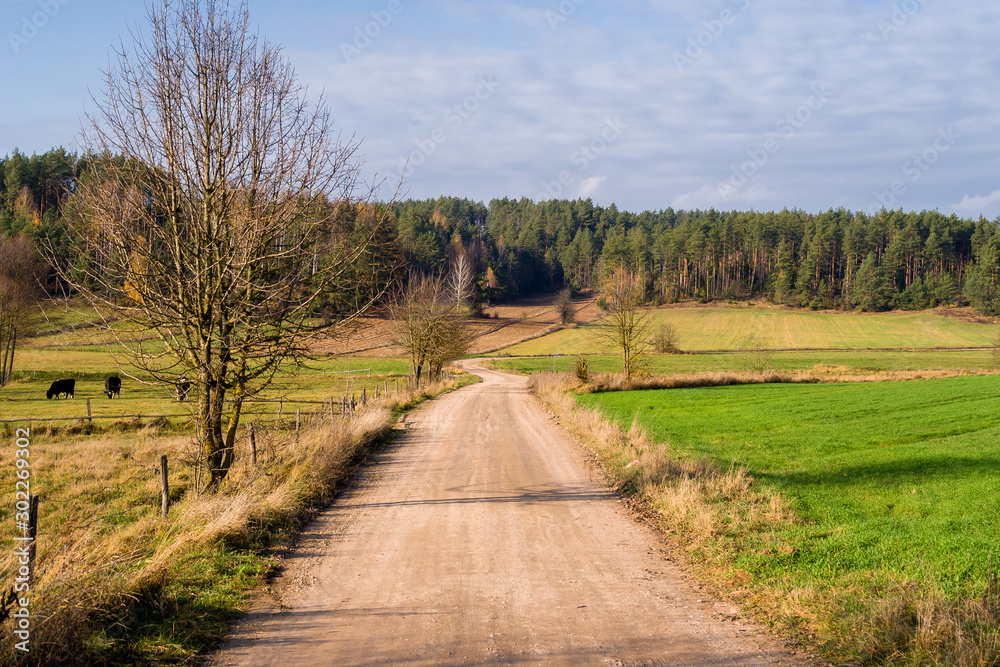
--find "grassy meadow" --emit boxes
[0,357,412,423]
[499,304,999,356]
[493,348,999,377]
[0,304,474,664]
[578,376,1000,586]
[571,376,1000,662]
[2,305,414,424]
[507,304,1000,663]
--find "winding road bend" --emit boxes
[211,363,805,666]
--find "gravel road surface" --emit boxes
[210,363,807,666]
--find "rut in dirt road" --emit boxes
[212,363,805,666]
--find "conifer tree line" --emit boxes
[5,147,1000,316]
[393,196,1000,315]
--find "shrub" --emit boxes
[575,355,590,383]
[652,322,681,354]
[555,289,574,325]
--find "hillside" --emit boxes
[499,304,1000,356]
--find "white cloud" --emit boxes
[577,175,607,200]
[953,191,1000,212]
[671,185,723,211]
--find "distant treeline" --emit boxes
[395,197,1000,315]
[5,148,1000,315]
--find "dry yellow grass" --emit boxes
[0,377,463,664]
[528,372,791,554]
[578,366,1000,394]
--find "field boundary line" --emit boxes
[496,344,998,358]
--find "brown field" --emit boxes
[312,292,603,357]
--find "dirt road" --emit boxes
[212,364,806,666]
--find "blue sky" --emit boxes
[2,0,999,217]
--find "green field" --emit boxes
[0,303,421,423]
[577,375,1000,659]
[493,348,998,376]
[0,357,412,423]
[500,306,998,356]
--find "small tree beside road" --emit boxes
[392,274,470,385]
[598,267,650,380]
[48,0,391,491]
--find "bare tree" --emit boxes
[735,333,773,373]
[555,289,574,325]
[598,267,650,380]
[0,235,44,385]
[49,0,390,491]
[392,274,470,385]
[652,321,681,354]
[446,248,476,315]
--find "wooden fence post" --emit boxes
[27,495,38,580]
[362,388,367,405]
[250,423,257,466]
[86,398,92,422]
[295,408,300,443]
[160,455,170,518]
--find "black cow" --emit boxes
[176,377,191,401]
[46,378,75,400]
[105,376,121,399]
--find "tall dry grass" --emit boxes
[530,372,795,556]
[0,377,462,665]
[581,366,999,394]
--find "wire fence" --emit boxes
[0,379,414,425]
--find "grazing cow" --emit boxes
[46,378,75,400]
[176,377,191,401]
[105,376,121,399]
